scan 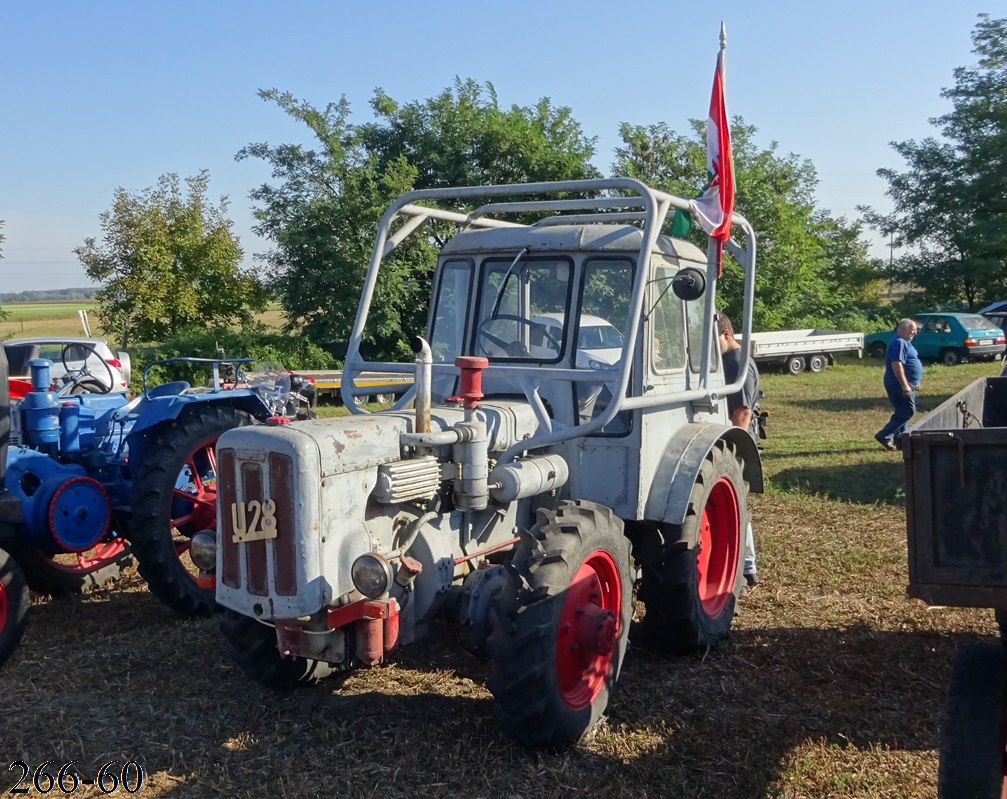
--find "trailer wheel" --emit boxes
[0,548,29,668]
[808,354,827,373]
[636,440,746,654]
[785,355,806,375]
[374,393,396,404]
[486,500,633,751]
[937,641,1007,799]
[13,539,132,596]
[131,405,255,617]
[219,610,342,690]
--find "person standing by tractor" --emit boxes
[717,312,760,587]
[875,318,922,452]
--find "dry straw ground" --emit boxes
[2,355,1001,798]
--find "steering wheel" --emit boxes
[61,342,114,395]
[476,315,561,358]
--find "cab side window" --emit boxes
[651,266,687,371]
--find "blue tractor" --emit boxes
[4,344,296,617]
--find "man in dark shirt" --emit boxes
[718,312,760,587]
[875,318,922,451]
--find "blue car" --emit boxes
[865,312,1006,366]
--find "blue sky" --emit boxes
[0,1,989,293]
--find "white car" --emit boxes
[4,337,131,393]
[529,313,624,367]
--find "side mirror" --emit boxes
[672,267,707,301]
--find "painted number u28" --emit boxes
[231,498,277,543]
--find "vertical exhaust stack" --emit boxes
[453,357,489,511]
[410,337,432,434]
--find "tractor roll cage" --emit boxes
[341,178,757,464]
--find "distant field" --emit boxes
[0,300,287,341]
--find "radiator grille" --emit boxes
[218,448,298,597]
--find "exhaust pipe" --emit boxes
[410,337,432,434]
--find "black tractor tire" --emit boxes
[486,500,633,751]
[871,341,887,359]
[808,354,827,373]
[12,540,133,596]
[636,440,747,655]
[220,610,339,690]
[941,348,963,367]
[937,640,1007,799]
[131,405,255,617]
[785,355,806,375]
[0,548,30,668]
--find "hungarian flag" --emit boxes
[690,26,735,275]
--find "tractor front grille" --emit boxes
[218,448,298,596]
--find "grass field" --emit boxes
[0,302,287,340]
[2,353,1003,798]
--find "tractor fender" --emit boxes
[644,423,763,528]
[125,393,272,463]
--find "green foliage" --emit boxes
[613,119,882,330]
[240,78,601,362]
[862,14,1007,309]
[138,322,336,389]
[75,171,270,347]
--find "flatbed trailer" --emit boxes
[738,329,863,375]
[300,369,413,404]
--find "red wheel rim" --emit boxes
[696,477,740,618]
[556,550,622,711]
[41,539,127,574]
[169,435,220,583]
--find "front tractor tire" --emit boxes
[131,405,255,617]
[486,500,633,751]
[0,548,30,668]
[219,610,339,690]
[637,440,747,654]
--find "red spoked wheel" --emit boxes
[131,405,254,617]
[487,500,633,750]
[556,551,621,711]
[696,477,741,619]
[14,538,132,596]
[636,439,748,654]
[0,548,29,667]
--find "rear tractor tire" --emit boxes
[486,500,633,751]
[131,405,255,617]
[0,548,30,668]
[636,440,747,654]
[220,610,339,690]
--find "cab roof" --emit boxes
[440,223,707,263]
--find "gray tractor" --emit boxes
[198,178,763,749]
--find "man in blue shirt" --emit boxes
[875,318,923,451]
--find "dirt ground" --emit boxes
[2,490,993,799]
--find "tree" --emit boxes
[861,14,1007,309]
[239,78,601,362]
[613,119,881,329]
[75,171,269,346]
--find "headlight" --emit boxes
[351,553,393,598]
[189,531,218,571]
